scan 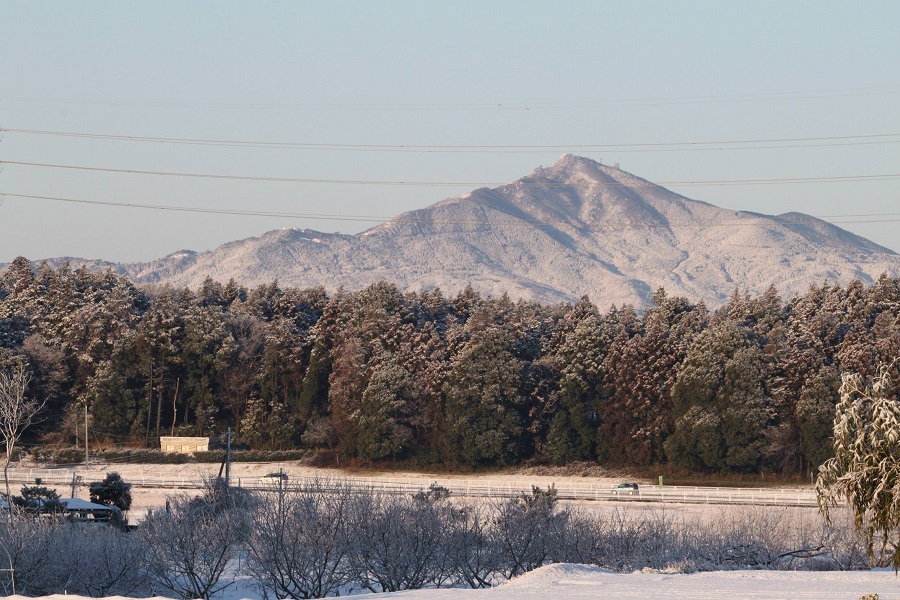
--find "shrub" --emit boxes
[89,472,133,513]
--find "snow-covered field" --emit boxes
[10,563,900,599]
[31,461,639,518]
[30,461,815,519]
[25,460,832,547]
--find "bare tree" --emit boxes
[56,526,150,597]
[491,486,568,580]
[442,502,499,588]
[0,362,44,595]
[554,508,604,567]
[246,479,355,599]
[0,514,150,597]
[0,515,60,596]
[140,495,247,600]
[348,489,447,593]
[0,363,44,506]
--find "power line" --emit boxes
[1,85,898,110]
[2,159,899,187]
[2,127,899,153]
[2,191,898,229]
[0,192,386,221]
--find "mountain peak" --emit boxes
[17,158,900,307]
[520,154,654,195]
[552,153,602,170]
[531,154,607,181]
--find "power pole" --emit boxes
[84,401,89,467]
[225,427,232,487]
[170,377,180,436]
[278,467,284,515]
[155,371,163,442]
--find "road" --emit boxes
[4,466,820,507]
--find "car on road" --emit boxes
[611,482,639,496]
[258,472,289,486]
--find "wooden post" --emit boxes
[171,378,180,436]
[155,370,163,442]
[145,359,153,446]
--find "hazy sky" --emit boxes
[1,1,898,263]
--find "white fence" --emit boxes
[4,468,820,507]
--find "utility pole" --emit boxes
[84,401,89,467]
[155,371,163,442]
[170,377,180,437]
[225,427,232,487]
[278,467,284,515]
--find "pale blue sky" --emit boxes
[1,1,898,263]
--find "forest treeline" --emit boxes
[1,256,898,475]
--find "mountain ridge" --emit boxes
[8,155,899,307]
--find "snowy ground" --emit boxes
[35,460,639,518]
[32,460,819,521]
[390,564,900,599]
[10,563,900,599]
[30,460,828,537]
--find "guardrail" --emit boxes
[277,477,820,507]
[3,468,820,507]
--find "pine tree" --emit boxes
[353,357,419,461]
[327,335,368,461]
[442,327,526,466]
[666,322,773,471]
[89,471,133,512]
[794,366,840,469]
[218,313,266,425]
[603,293,704,466]
[546,309,616,464]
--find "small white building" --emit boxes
[0,497,123,527]
[160,436,210,454]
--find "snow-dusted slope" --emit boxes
[33,155,900,307]
[14,563,900,599]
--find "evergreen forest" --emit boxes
[1,256,898,475]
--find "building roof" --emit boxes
[61,498,116,511]
[0,497,120,512]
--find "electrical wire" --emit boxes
[2,127,899,153]
[2,191,898,228]
[2,159,899,187]
[2,85,899,110]
[0,192,388,221]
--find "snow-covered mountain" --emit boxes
[24,155,900,307]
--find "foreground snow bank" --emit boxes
[12,564,900,600]
[385,564,900,598]
[490,564,900,599]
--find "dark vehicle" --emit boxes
[258,472,289,485]
[611,482,639,496]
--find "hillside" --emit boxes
[20,155,900,307]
